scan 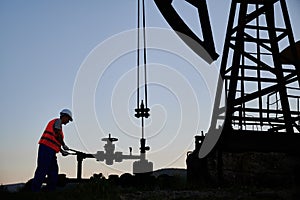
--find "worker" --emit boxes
[31,109,73,192]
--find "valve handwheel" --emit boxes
[101,133,118,143]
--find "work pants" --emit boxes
[31,144,59,192]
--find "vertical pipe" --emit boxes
[77,157,83,180]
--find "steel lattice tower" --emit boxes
[209,0,300,153]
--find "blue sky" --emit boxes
[1,0,299,184]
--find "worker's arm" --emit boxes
[53,119,68,150]
[55,129,70,151]
[54,128,65,145]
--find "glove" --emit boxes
[61,150,69,157]
[62,144,69,151]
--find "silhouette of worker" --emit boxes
[31,109,73,192]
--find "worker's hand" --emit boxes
[62,144,69,151]
[61,150,69,157]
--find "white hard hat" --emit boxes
[60,109,73,121]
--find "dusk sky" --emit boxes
[1,0,299,185]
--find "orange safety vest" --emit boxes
[39,118,64,153]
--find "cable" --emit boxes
[135,0,149,115]
[135,0,150,142]
[136,0,140,109]
[142,0,148,108]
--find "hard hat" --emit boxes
[60,109,73,121]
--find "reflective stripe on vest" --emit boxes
[39,118,64,153]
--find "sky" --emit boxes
[0,0,299,185]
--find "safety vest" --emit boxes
[39,118,64,153]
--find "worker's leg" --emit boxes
[31,144,56,192]
[45,155,58,191]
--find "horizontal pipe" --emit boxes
[121,154,141,160]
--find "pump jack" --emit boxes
[154,0,300,183]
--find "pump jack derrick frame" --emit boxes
[154,0,300,182]
[208,0,300,154]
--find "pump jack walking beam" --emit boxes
[154,0,219,63]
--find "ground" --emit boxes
[1,172,300,200]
